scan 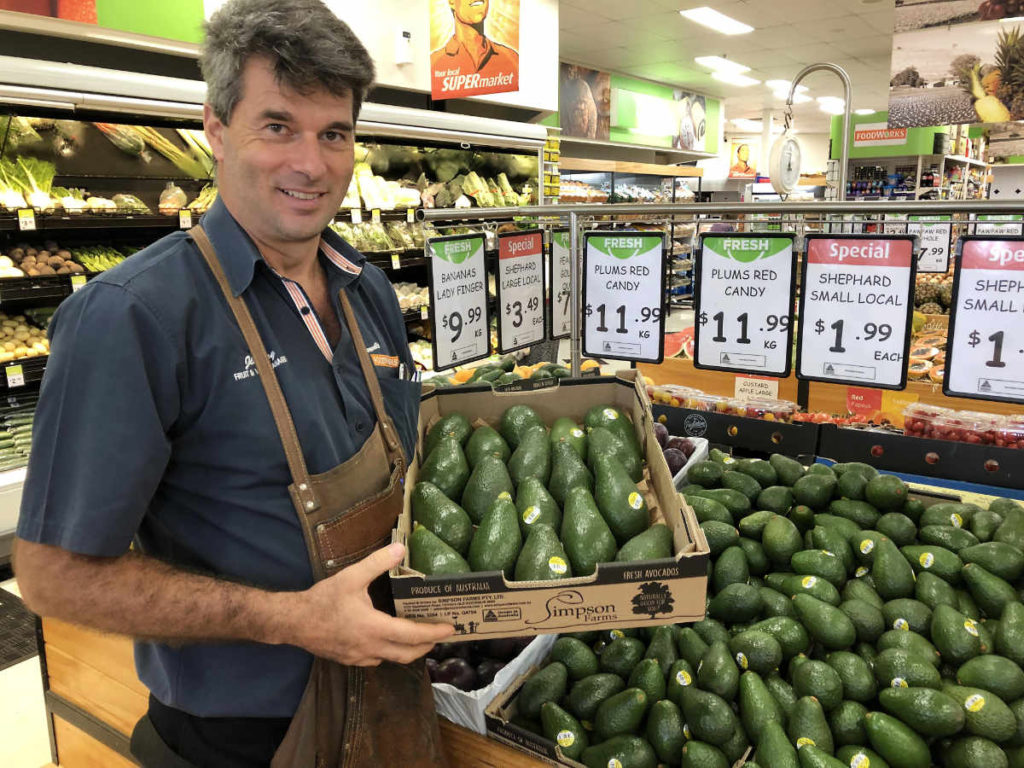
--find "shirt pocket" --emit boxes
[377,376,421,464]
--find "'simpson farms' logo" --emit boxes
[526,590,616,625]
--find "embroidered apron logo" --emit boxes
[233,351,289,381]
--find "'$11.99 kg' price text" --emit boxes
[699,311,790,349]
[585,304,661,338]
[440,307,483,343]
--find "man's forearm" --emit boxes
[16,542,301,647]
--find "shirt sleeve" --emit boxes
[17,281,181,557]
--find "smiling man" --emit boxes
[431,0,519,84]
[13,1,453,767]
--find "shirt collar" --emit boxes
[198,196,366,298]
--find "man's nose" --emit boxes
[286,133,328,180]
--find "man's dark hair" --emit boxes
[200,0,376,124]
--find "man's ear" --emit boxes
[203,103,226,164]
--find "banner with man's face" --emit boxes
[430,0,520,100]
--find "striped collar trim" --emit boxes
[320,237,362,276]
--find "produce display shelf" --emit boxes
[366,250,428,270]
[654,404,821,459]
[0,213,182,231]
[806,379,1023,418]
[0,356,46,390]
[639,357,803,403]
[0,274,75,305]
[817,423,1021,493]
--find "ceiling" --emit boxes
[558,0,897,135]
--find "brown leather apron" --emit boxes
[190,226,447,768]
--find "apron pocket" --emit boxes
[376,377,421,463]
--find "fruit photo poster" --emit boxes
[430,0,520,100]
[559,64,611,140]
[889,0,1024,127]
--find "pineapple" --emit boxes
[919,302,943,315]
[938,283,954,308]
[995,26,1024,119]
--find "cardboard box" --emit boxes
[484,662,751,768]
[390,371,710,640]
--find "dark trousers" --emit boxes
[130,694,291,768]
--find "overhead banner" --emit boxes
[888,3,1024,127]
[430,0,520,100]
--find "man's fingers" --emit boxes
[341,543,406,588]
[373,641,440,666]
[370,612,455,646]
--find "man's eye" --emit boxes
[266,123,287,134]
[323,131,346,143]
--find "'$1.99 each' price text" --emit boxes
[813,318,893,354]
[585,304,661,338]
[967,328,1021,369]
[440,307,483,343]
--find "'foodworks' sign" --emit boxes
[854,123,908,147]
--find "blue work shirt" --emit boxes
[17,197,421,717]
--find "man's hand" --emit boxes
[293,542,454,666]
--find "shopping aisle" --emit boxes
[0,577,50,768]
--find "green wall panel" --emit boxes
[830,111,948,159]
[95,0,205,43]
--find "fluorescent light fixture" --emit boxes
[819,102,846,115]
[817,96,845,107]
[766,80,808,93]
[855,108,876,115]
[712,71,761,87]
[694,56,750,75]
[680,6,754,35]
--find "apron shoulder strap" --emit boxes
[189,225,318,509]
[337,290,405,463]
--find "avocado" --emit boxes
[459,453,514,524]
[709,582,763,624]
[759,486,796,516]
[740,539,772,578]
[765,572,841,605]
[411,481,474,555]
[944,684,1017,743]
[408,523,471,576]
[697,641,740,701]
[689,495,734,525]
[880,511,926,548]
[900,544,962,584]
[517,660,568,719]
[878,686,964,737]
[872,648,942,690]
[945,737,1009,768]
[791,549,847,588]
[957,655,1024,702]
[881,598,932,635]
[793,594,856,650]
[962,563,1018,619]
[815,514,862,540]
[507,425,551,487]
[793,474,838,511]
[499,404,545,449]
[811,526,855,572]
[871,538,916,601]
[680,741,729,768]
[467,493,521,577]
[616,523,673,563]
[584,404,640,456]
[550,416,587,461]
[627,659,666,707]
[646,699,686,766]
[792,660,844,712]
[919,525,980,553]
[770,454,807,487]
[826,652,877,703]
[839,599,886,645]
[722,470,763,502]
[876,630,941,667]
[739,670,784,742]
[594,687,647,741]
[514,523,572,582]
[681,685,738,743]
[565,673,626,722]
[666,659,697,707]
[464,424,510,468]
[641,625,678,676]
[806,463,837,479]
[914,570,958,610]
[829,499,880,529]
[515,476,562,536]
[600,637,646,680]
[749,616,810,659]
[970,509,1004,543]
[836,747,890,768]
[960,542,1024,582]
[931,603,984,666]
[837,470,869,501]
[423,412,472,456]
[997,602,1024,667]
[766,671,799,721]
[995,508,1024,551]
[588,425,643,484]
[797,744,847,768]
[581,735,657,768]
[842,579,884,610]
[594,454,649,545]
[702,488,752,521]
[549,439,594,507]
[561,487,617,576]
[693,617,732,645]
[689,460,725,488]
[711,545,750,593]
[763,515,803,568]
[755,720,799,768]
[676,628,709,668]
[863,712,930,768]
[730,630,784,676]
[418,437,470,501]
[550,636,599,681]
[864,475,908,512]
[740,510,775,539]
[540,701,588,760]
[787,695,834,754]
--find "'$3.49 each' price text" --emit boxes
[440,307,483,343]
[585,304,661,338]
[505,297,541,329]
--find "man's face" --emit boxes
[738,145,749,162]
[450,0,489,25]
[204,56,355,249]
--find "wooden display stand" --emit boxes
[36,619,547,768]
[806,379,1023,419]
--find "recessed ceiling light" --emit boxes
[819,102,846,115]
[854,108,876,115]
[680,7,754,35]
[712,71,761,87]
[731,118,763,131]
[766,80,808,93]
[817,96,845,106]
[694,56,750,75]
[785,93,813,104]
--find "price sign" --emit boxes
[975,214,1022,236]
[694,233,797,377]
[70,275,87,292]
[178,210,192,229]
[17,209,35,231]
[582,231,666,363]
[371,209,381,224]
[908,215,951,273]
[944,237,1024,403]
[427,233,490,371]
[549,229,572,340]
[350,208,362,224]
[407,208,416,223]
[496,230,545,354]
[796,235,917,389]
[391,253,401,270]
[5,365,24,388]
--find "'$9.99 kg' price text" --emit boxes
[440,307,484,343]
[585,304,661,339]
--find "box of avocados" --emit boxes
[389,370,710,640]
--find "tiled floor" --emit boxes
[0,577,51,768]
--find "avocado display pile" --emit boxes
[408,402,674,581]
[505,453,1024,768]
